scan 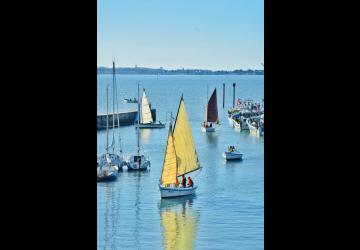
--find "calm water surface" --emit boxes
[97,75,264,250]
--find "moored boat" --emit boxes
[128,83,151,171]
[201,88,220,132]
[134,88,165,129]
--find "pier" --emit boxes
[97,109,156,130]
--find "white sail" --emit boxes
[140,90,154,124]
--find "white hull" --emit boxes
[135,123,165,129]
[201,126,215,132]
[159,185,197,198]
[223,152,243,160]
[232,119,241,130]
[247,119,264,137]
[227,116,234,126]
[127,159,150,170]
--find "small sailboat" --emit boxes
[128,83,151,171]
[223,145,243,161]
[98,61,126,171]
[159,95,201,198]
[201,88,219,132]
[97,85,118,182]
[134,88,165,128]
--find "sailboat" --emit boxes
[127,83,151,171]
[201,88,219,132]
[97,85,118,182]
[98,61,126,171]
[134,88,165,128]
[159,95,201,198]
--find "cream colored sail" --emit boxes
[140,90,153,124]
[160,124,178,186]
[173,97,200,176]
[160,201,198,250]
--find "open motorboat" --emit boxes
[223,145,243,160]
[123,98,138,103]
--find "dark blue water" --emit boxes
[97,74,264,250]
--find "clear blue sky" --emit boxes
[97,0,263,70]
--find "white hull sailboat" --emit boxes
[159,95,201,198]
[134,88,165,129]
[97,85,118,182]
[201,88,219,132]
[128,83,151,171]
[98,61,126,172]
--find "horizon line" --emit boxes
[97,66,264,71]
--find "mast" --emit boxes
[137,82,140,156]
[112,61,116,153]
[106,85,109,154]
[205,84,209,122]
[114,61,122,153]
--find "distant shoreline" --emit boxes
[97,67,264,75]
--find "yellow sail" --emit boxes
[160,124,178,186]
[141,90,154,124]
[160,200,198,250]
[173,97,200,176]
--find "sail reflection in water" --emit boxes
[139,128,152,142]
[159,197,199,250]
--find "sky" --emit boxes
[97,0,263,70]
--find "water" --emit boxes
[97,74,264,250]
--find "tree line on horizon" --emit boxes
[97,66,264,75]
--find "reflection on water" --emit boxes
[139,128,152,142]
[133,171,142,248]
[159,197,199,250]
[204,132,218,146]
[102,183,116,250]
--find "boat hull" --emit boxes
[247,119,264,137]
[223,152,243,160]
[201,126,215,132]
[135,123,165,129]
[97,171,117,182]
[127,160,150,171]
[159,185,197,198]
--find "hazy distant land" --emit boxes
[97,66,264,75]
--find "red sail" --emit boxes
[207,88,218,123]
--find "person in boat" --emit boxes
[181,175,186,188]
[187,177,194,187]
[209,123,212,127]
[175,177,180,187]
